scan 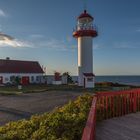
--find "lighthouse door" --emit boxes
[0,76,3,84]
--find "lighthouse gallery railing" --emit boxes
[73,25,98,32]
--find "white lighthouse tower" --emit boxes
[73,10,98,88]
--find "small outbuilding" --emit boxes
[83,73,95,88]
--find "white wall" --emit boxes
[46,75,54,84]
[46,75,77,85]
[0,73,44,84]
[52,81,62,85]
[62,75,68,84]
[78,36,93,86]
[84,77,95,88]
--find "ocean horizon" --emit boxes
[72,75,140,86]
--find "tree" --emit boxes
[63,72,73,84]
[15,76,21,85]
[10,76,21,85]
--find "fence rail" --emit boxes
[81,88,140,140]
[82,96,97,140]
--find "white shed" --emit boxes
[83,73,95,88]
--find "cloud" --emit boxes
[31,37,102,51]
[113,42,140,49]
[36,39,68,51]
[136,29,140,32]
[0,25,2,31]
[0,32,74,50]
[43,39,77,51]
[0,9,6,17]
[66,36,72,42]
[0,32,32,48]
[27,34,75,51]
[29,34,44,39]
[0,32,76,51]
[93,44,101,50]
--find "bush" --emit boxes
[0,94,93,140]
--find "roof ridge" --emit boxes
[0,59,38,63]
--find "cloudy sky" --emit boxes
[0,0,140,75]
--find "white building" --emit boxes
[0,58,45,85]
[46,75,77,85]
[73,10,98,88]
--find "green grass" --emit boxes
[0,82,137,96]
[0,84,96,95]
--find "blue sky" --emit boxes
[0,0,140,75]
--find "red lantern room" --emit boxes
[73,10,98,38]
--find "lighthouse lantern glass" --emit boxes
[77,17,93,30]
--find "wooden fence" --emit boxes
[82,88,140,140]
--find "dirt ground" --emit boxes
[0,91,83,126]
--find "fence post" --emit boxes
[133,93,137,113]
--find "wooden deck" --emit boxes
[96,113,140,140]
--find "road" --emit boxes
[0,91,83,126]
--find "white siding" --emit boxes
[0,73,44,84]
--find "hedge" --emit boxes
[0,94,93,140]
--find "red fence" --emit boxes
[81,88,140,140]
[82,97,97,140]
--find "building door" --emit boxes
[22,76,29,85]
[84,78,86,88]
[0,76,3,84]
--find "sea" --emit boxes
[72,76,140,86]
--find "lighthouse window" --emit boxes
[87,78,93,82]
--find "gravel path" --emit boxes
[0,91,83,126]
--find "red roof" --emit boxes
[0,59,44,73]
[78,10,93,20]
[83,73,95,77]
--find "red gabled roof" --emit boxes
[83,73,95,77]
[78,10,93,20]
[0,59,44,73]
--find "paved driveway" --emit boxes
[0,91,83,126]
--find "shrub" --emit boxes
[0,94,93,140]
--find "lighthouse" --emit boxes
[73,10,98,88]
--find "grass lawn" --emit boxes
[0,84,95,95]
[0,82,138,96]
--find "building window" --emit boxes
[5,77,9,82]
[31,76,34,82]
[36,76,40,82]
[10,76,15,82]
[87,78,93,82]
